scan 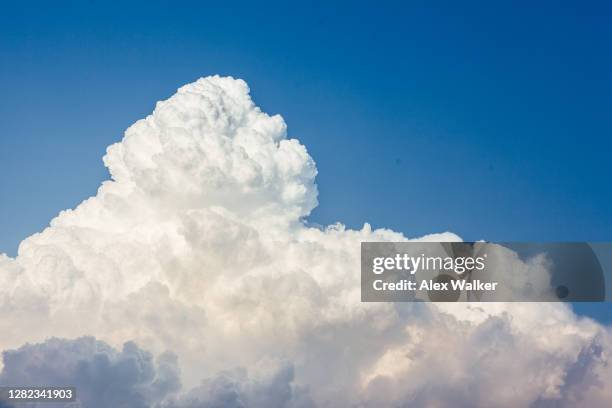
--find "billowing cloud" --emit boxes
[0,76,611,407]
[0,337,180,408]
[161,359,314,408]
[0,338,311,408]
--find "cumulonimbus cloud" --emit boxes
[0,76,611,407]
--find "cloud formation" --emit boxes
[161,359,314,408]
[0,337,179,408]
[0,337,313,408]
[0,76,611,407]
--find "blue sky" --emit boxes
[1,1,611,320]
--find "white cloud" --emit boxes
[0,75,611,407]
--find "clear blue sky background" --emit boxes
[1,1,611,320]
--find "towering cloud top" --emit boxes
[9,76,321,309]
[103,75,317,221]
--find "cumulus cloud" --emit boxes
[161,359,314,408]
[0,75,611,407]
[0,337,180,408]
[0,338,311,408]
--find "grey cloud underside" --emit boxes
[0,337,179,408]
[0,337,311,408]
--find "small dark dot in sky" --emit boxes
[395,158,402,165]
[556,285,569,299]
